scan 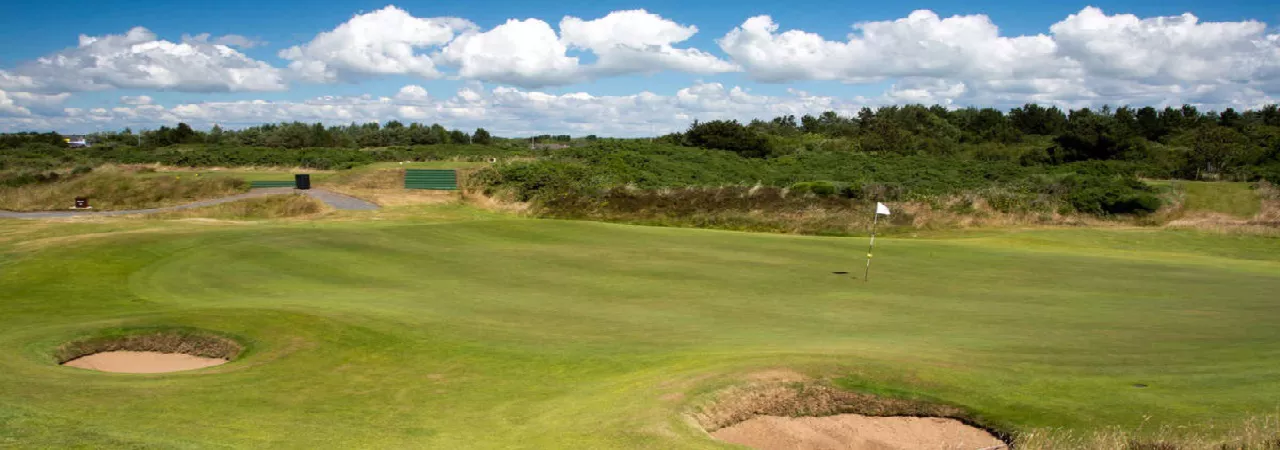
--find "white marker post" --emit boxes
[864,202,891,281]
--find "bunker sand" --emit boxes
[712,414,1005,450]
[63,351,228,373]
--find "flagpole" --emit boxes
[864,210,879,282]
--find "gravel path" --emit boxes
[301,189,380,211]
[0,188,378,219]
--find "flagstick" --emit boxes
[864,210,879,282]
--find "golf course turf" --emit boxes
[1,210,1279,448]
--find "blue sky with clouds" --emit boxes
[0,0,1277,135]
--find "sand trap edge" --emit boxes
[711,413,1007,450]
[54,329,244,367]
[688,379,1014,449]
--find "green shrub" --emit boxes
[789,182,813,195]
[683,120,774,158]
[1048,174,1163,216]
[809,181,837,196]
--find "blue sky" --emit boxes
[0,0,1277,135]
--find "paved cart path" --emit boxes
[0,188,378,219]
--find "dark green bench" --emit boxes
[404,169,458,190]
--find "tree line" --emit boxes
[673,104,1280,182]
[73,121,496,149]
[3,102,1277,185]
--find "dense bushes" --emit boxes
[671,104,1280,183]
[0,142,527,173]
[682,120,773,158]
[475,142,1162,218]
[1031,174,1162,215]
[475,141,1043,200]
[0,132,66,149]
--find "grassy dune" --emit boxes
[0,171,248,212]
[1,208,1279,448]
[1177,181,1263,218]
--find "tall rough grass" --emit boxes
[145,194,324,220]
[1162,181,1280,235]
[1015,414,1280,450]
[529,184,1102,236]
[1255,181,1280,225]
[0,170,247,211]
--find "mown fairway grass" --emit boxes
[1,209,1279,448]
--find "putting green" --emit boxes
[1,213,1279,448]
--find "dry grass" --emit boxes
[1254,181,1280,224]
[0,169,247,211]
[461,190,532,213]
[107,163,334,174]
[321,167,404,190]
[55,329,244,363]
[1162,182,1280,236]
[144,194,325,220]
[1015,415,1280,450]
[535,185,1114,236]
[320,168,461,207]
[691,380,976,433]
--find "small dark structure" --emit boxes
[294,174,311,190]
[73,197,90,209]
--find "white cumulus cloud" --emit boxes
[182,33,266,49]
[8,78,1278,136]
[284,7,733,87]
[120,95,154,105]
[0,27,285,94]
[6,91,71,115]
[439,18,583,87]
[717,7,1280,108]
[560,10,738,76]
[0,83,872,135]
[0,90,33,117]
[3,5,1278,126]
[394,85,430,102]
[278,6,475,83]
[719,11,1061,83]
[1050,7,1278,83]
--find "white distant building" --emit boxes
[62,135,89,148]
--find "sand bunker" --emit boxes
[712,414,1006,450]
[63,351,228,373]
[56,330,241,374]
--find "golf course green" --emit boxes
[1,208,1279,448]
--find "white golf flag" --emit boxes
[875,202,891,216]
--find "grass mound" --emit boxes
[146,194,324,220]
[1178,181,1262,218]
[0,170,247,212]
[321,167,403,190]
[55,328,244,364]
